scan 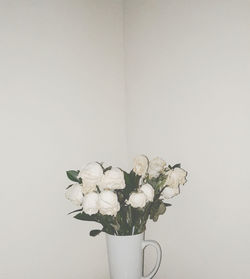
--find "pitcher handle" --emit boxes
[141,239,162,279]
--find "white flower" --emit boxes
[65,183,83,206]
[133,155,149,176]
[140,184,154,202]
[78,162,103,193]
[148,157,166,178]
[81,181,97,195]
[161,186,180,199]
[165,167,187,188]
[99,190,120,216]
[82,192,99,215]
[127,192,147,208]
[100,168,125,190]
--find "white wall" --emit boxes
[124,1,250,278]
[1,1,250,278]
[0,1,127,278]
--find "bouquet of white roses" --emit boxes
[65,155,188,236]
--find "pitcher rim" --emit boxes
[105,232,145,238]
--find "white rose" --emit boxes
[127,192,147,208]
[81,181,97,195]
[148,157,166,178]
[82,192,99,215]
[161,186,180,199]
[140,183,154,202]
[65,183,83,206]
[99,190,120,216]
[133,155,149,176]
[78,162,103,193]
[165,167,187,188]
[100,168,125,190]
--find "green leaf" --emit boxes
[96,214,117,235]
[172,163,181,169]
[163,202,172,207]
[129,170,141,188]
[89,229,102,237]
[122,171,141,199]
[150,200,167,222]
[74,212,98,222]
[74,213,117,235]
[68,208,83,215]
[123,171,130,183]
[66,170,81,183]
[96,185,101,193]
[104,166,112,172]
[66,184,73,189]
[116,190,125,204]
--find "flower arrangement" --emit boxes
[65,155,188,236]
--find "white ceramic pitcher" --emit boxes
[106,233,162,279]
